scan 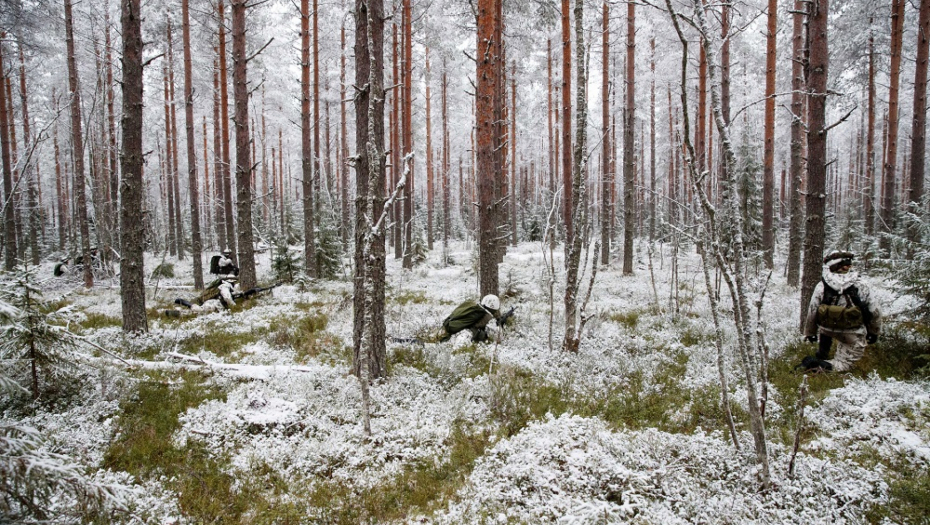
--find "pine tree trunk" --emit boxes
[340,23,350,250]
[477,0,502,296]
[800,0,829,331]
[17,47,39,266]
[53,97,66,252]
[909,0,929,235]
[787,0,807,287]
[219,0,237,261]
[649,36,656,242]
[426,48,434,251]
[181,0,203,288]
[202,116,211,247]
[162,66,177,257]
[881,0,905,253]
[301,0,316,276]
[511,62,518,248]
[231,0,256,290]
[167,22,185,260]
[312,0,321,271]
[762,0,777,269]
[442,63,450,255]
[104,4,119,251]
[119,0,146,333]
[402,0,413,269]
[622,1,635,275]
[213,58,226,250]
[561,0,573,244]
[0,36,15,271]
[600,3,610,264]
[64,0,93,288]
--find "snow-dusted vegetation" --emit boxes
[2,243,927,523]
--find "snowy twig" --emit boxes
[788,375,809,478]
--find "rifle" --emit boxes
[235,282,282,300]
[498,306,516,327]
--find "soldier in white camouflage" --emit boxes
[801,251,882,372]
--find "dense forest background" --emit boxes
[0,0,929,522]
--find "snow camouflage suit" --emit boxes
[804,264,882,372]
[441,300,499,342]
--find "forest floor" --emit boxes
[9,240,930,524]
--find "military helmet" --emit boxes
[480,294,500,311]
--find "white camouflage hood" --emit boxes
[822,264,860,293]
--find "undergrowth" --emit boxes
[300,421,493,523]
[101,371,273,523]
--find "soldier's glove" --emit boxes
[805,334,818,343]
[866,333,878,345]
[499,307,515,327]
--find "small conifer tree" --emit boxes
[0,266,85,399]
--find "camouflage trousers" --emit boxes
[818,329,867,372]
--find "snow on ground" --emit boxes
[429,414,887,524]
[19,240,930,523]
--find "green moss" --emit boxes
[605,309,640,330]
[76,312,123,332]
[393,290,429,306]
[302,422,493,523]
[101,372,285,523]
[178,329,258,358]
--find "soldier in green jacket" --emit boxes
[440,294,511,343]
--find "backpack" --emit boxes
[209,255,221,274]
[816,282,865,330]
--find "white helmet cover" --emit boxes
[481,294,500,311]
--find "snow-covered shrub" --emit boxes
[0,266,88,400]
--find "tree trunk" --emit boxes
[105,3,119,252]
[64,0,93,288]
[231,0,256,290]
[800,0,829,331]
[762,0,777,268]
[442,61,450,256]
[183,0,204,289]
[402,0,414,269]
[212,58,225,250]
[353,0,387,382]
[880,0,905,253]
[17,46,39,266]
[0,36,15,271]
[392,24,401,259]
[340,23,350,250]
[301,0,316,276]
[426,48,434,251]
[163,65,177,257]
[909,0,929,235]
[563,0,588,353]
[600,2,610,264]
[561,0,573,244]
[477,0,503,296]
[219,0,237,261]
[167,22,185,260]
[649,36,656,242]
[622,0,635,275]
[787,0,807,287]
[119,0,146,332]
[312,0,321,272]
[53,94,66,252]
[511,62,518,248]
